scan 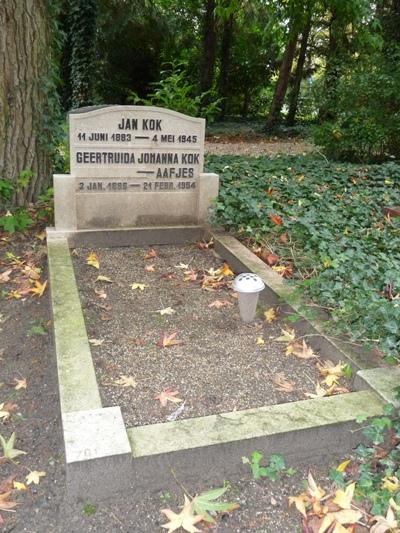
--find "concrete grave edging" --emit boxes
[47,227,396,499]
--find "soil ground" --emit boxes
[205,136,313,157]
[72,244,327,428]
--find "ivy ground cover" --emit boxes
[206,154,400,364]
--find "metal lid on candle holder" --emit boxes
[232,273,265,294]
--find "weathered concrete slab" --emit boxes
[355,367,400,406]
[47,235,101,413]
[126,390,384,491]
[63,407,132,500]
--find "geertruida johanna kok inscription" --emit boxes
[52,106,219,231]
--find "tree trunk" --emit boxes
[218,13,234,119]
[286,17,312,126]
[200,0,217,98]
[266,30,299,130]
[0,0,54,206]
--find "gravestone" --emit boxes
[52,106,219,234]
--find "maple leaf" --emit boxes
[131,282,148,291]
[7,290,22,300]
[370,506,399,533]
[264,308,277,323]
[29,280,47,297]
[156,332,183,348]
[161,495,203,533]
[208,299,233,309]
[95,275,113,283]
[113,375,136,388]
[333,482,356,510]
[13,481,26,491]
[26,471,46,485]
[317,361,345,388]
[289,493,310,517]
[275,328,295,343]
[0,432,27,460]
[89,338,104,346]
[13,378,27,390]
[215,262,234,277]
[287,340,315,359]
[256,336,265,345]
[0,269,12,283]
[0,403,18,422]
[192,484,239,523]
[86,251,99,269]
[156,307,176,316]
[155,388,182,407]
[144,248,157,260]
[183,269,198,282]
[305,382,330,399]
[269,213,283,225]
[145,264,156,272]
[272,264,293,278]
[0,491,18,511]
[273,373,295,392]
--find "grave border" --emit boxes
[47,227,399,500]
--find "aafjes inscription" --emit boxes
[53,105,218,231]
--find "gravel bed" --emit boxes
[72,244,332,428]
[205,138,314,156]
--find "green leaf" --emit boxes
[0,432,27,460]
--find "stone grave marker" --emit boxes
[53,105,219,234]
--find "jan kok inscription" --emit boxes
[52,105,218,231]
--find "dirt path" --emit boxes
[205,137,314,157]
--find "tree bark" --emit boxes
[0,0,53,206]
[286,16,312,126]
[266,30,299,130]
[200,0,217,98]
[218,13,234,119]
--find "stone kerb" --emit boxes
[53,105,219,233]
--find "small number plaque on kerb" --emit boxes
[52,105,219,231]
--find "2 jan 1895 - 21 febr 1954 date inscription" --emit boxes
[69,106,205,192]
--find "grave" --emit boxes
[47,105,397,501]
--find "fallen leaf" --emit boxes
[0,491,18,511]
[113,375,136,388]
[156,307,176,316]
[256,336,265,345]
[35,231,46,241]
[7,290,22,300]
[183,269,198,282]
[13,378,27,390]
[273,373,295,392]
[272,264,293,278]
[0,269,12,283]
[216,262,234,277]
[161,495,203,533]
[155,388,183,407]
[196,238,214,250]
[95,275,113,283]
[287,340,315,359]
[26,471,46,485]
[192,484,239,523]
[0,432,26,460]
[131,283,148,291]
[144,248,157,260]
[86,251,99,269]
[175,263,189,270]
[265,253,279,266]
[29,280,47,297]
[94,287,107,299]
[333,482,356,510]
[336,459,351,473]
[269,213,283,225]
[382,476,399,493]
[0,402,18,422]
[288,493,309,518]
[156,332,183,348]
[305,382,329,399]
[264,308,277,323]
[275,328,295,343]
[370,506,399,533]
[89,338,104,346]
[145,264,156,272]
[208,299,233,309]
[13,481,26,491]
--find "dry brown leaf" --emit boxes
[156,332,183,348]
[264,308,277,323]
[13,378,27,390]
[208,299,233,309]
[272,373,295,392]
[94,287,107,299]
[287,340,315,359]
[144,248,157,260]
[145,264,156,272]
[0,491,18,511]
[113,375,136,388]
[155,388,183,407]
[0,270,12,283]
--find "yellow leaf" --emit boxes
[331,509,362,525]
[161,495,203,533]
[26,471,46,485]
[29,280,48,297]
[319,513,335,533]
[307,472,325,500]
[264,308,277,323]
[156,307,176,316]
[95,275,113,283]
[305,382,328,398]
[14,378,27,390]
[216,262,234,277]
[382,476,400,493]
[336,459,351,473]
[323,374,340,387]
[288,493,309,517]
[288,340,315,359]
[86,251,99,269]
[131,283,148,291]
[256,336,265,346]
[13,481,27,491]
[333,482,356,510]
[275,328,295,343]
[89,338,104,346]
[113,375,136,388]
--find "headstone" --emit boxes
[52,106,219,233]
